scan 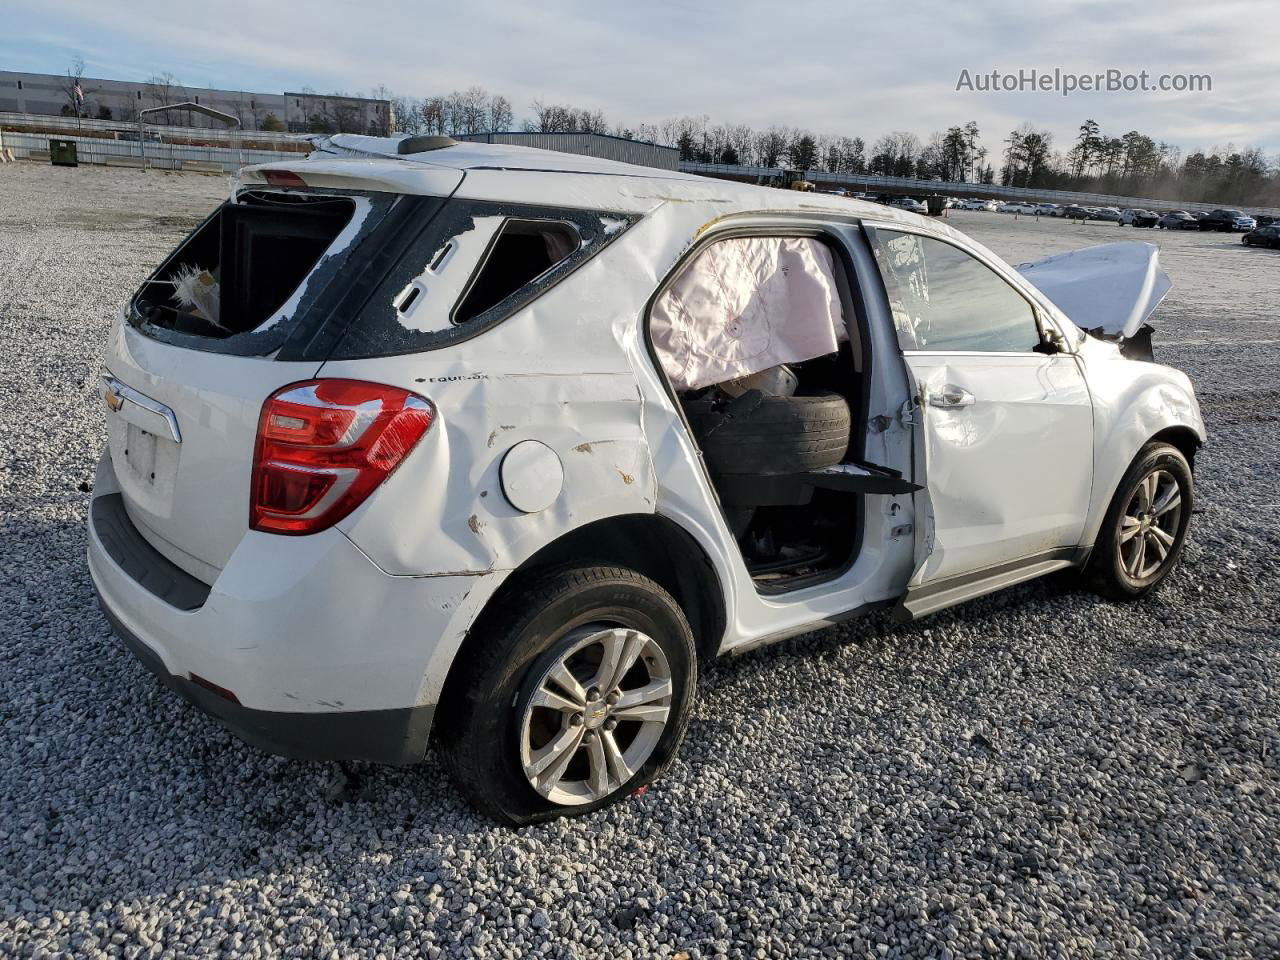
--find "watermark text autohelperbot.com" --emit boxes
[956,68,1211,96]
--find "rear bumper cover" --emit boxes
[98,597,434,765]
[87,448,496,766]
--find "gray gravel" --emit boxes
[2,163,1279,958]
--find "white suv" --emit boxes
[89,135,1204,823]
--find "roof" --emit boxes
[240,134,940,228]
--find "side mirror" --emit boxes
[1034,326,1067,355]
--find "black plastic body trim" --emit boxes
[91,494,211,611]
[98,597,433,766]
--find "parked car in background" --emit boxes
[889,197,928,214]
[1120,209,1159,228]
[1094,208,1124,223]
[1158,211,1200,230]
[1242,225,1280,249]
[87,134,1205,822]
[1063,205,1091,220]
[1036,203,1062,216]
[960,198,988,211]
[1001,202,1037,215]
[1254,214,1279,227]
[1199,209,1257,232]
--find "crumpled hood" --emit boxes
[1015,241,1172,339]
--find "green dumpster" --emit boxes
[50,139,78,167]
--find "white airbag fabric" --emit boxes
[651,237,845,392]
[1015,241,1171,339]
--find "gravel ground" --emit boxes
[2,163,1279,959]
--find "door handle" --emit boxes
[928,386,975,408]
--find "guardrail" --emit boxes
[0,130,296,173]
[679,161,1280,218]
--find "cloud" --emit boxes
[5,0,1278,154]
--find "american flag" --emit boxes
[73,81,83,103]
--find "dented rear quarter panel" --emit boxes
[319,207,670,578]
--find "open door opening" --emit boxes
[651,233,916,592]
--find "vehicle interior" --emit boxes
[650,232,898,592]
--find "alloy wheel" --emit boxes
[518,625,673,806]
[1117,468,1183,580]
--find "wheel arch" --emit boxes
[433,513,727,732]
[1148,424,1201,471]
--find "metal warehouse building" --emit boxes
[458,131,679,170]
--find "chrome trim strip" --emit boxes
[103,375,182,444]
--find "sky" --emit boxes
[5,0,1279,158]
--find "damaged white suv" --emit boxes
[88,134,1204,823]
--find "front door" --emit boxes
[864,227,1094,608]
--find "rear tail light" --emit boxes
[251,379,434,535]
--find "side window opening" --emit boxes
[452,219,580,324]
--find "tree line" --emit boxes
[390,87,1279,207]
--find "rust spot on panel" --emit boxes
[574,442,593,454]
[468,514,482,534]
[617,469,635,485]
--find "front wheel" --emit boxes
[1083,442,1193,601]
[437,565,697,824]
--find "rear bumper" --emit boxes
[98,597,434,764]
[87,449,498,765]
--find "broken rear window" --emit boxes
[129,188,403,358]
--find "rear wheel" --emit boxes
[1083,442,1193,601]
[437,566,697,824]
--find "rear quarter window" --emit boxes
[325,201,638,360]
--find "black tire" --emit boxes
[685,390,851,475]
[1082,442,1193,601]
[436,565,697,825]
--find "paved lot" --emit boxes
[1,163,1278,958]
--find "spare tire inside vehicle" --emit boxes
[685,390,851,476]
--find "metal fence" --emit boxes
[0,129,296,173]
[679,161,1280,217]
[0,111,302,148]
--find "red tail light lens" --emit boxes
[251,379,434,534]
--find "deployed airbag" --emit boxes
[652,237,846,392]
[1015,241,1171,340]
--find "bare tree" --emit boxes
[58,57,90,124]
[145,72,187,126]
[420,97,447,135]
[488,94,513,132]
[755,127,790,167]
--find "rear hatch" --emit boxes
[104,175,458,580]
[105,162,636,582]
